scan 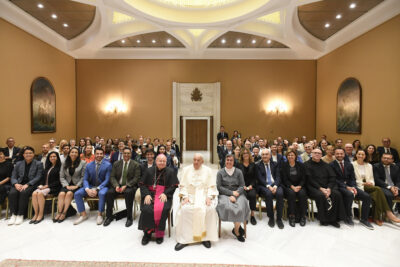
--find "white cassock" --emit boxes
[175,164,219,244]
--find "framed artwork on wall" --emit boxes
[31,77,56,133]
[336,77,362,134]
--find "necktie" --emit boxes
[95,162,100,184]
[122,161,128,186]
[385,166,394,186]
[118,152,122,160]
[339,162,344,174]
[266,164,272,185]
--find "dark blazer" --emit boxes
[110,159,141,188]
[83,160,112,190]
[377,146,399,163]
[41,166,61,194]
[330,160,357,189]
[11,159,43,186]
[110,151,123,164]
[140,162,155,179]
[4,147,20,162]
[217,132,228,141]
[271,153,284,167]
[256,160,280,188]
[172,143,180,158]
[373,163,400,188]
[237,162,257,187]
[280,161,306,188]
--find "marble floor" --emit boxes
[0,152,399,267]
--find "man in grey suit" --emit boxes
[104,147,141,227]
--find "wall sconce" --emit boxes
[104,100,127,114]
[266,100,288,115]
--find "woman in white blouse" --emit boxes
[352,150,400,226]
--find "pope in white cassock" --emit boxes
[174,153,219,251]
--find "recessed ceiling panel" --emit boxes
[10,0,96,40]
[298,0,384,41]
[208,31,288,48]
[105,31,185,48]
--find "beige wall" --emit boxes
[0,19,76,152]
[316,15,400,148]
[76,59,316,142]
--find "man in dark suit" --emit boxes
[110,140,126,164]
[104,147,141,227]
[171,138,180,161]
[256,149,284,229]
[270,144,284,166]
[219,140,233,168]
[4,137,20,163]
[373,153,400,210]
[8,146,43,225]
[217,125,228,141]
[36,143,50,167]
[344,143,354,163]
[74,147,112,225]
[330,148,373,228]
[377,138,399,163]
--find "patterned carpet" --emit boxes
[0,259,301,267]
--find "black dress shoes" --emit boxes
[239,226,245,235]
[289,216,296,227]
[175,243,188,251]
[276,219,284,229]
[344,217,354,226]
[268,218,275,228]
[202,241,211,248]
[29,219,36,224]
[103,217,113,227]
[34,218,43,224]
[156,237,164,244]
[299,217,306,227]
[330,221,341,228]
[125,219,133,227]
[141,234,151,246]
[232,229,245,242]
[250,216,257,225]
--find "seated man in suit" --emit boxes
[74,147,112,225]
[8,146,43,225]
[300,142,313,163]
[373,153,400,210]
[4,137,20,163]
[139,154,179,245]
[305,149,345,228]
[256,149,284,229]
[378,138,399,163]
[104,147,141,227]
[270,144,284,166]
[110,140,126,164]
[344,143,354,162]
[330,148,372,228]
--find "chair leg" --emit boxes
[6,198,9,219]
[283,199,287,221]
[133,200,137,220]
[307,199,311,222]
[258,197,262,220]
[52,198,55,219]
[168,211,171,238]
[218,219,221,238]
[244,220,247,238]
[311,200,315,221]
[28,197,32,219]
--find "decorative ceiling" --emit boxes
[1,0,399,59]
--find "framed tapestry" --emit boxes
[31,77,56,133]
[336,77,361,134]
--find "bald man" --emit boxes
[175,154,219,251]
[138,154,179,245]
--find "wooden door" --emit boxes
[186,119,207,150]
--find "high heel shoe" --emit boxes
[57,212,66,223]
[53,212,61,223]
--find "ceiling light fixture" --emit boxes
[236,39,241,44]
[336,14,342,19]
[325,23,330,28]
[121,39,126,44]
[152,40,156,43]
[267,39,272,44]
[252,39,256,44]
[63,23,68,27]
[221,39,226,44]
[167,39,172,44]
[136,40,141,43]
[37,3,44,8]
[51,14,57,19]
[350,3,356,9]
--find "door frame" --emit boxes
[182,116,210,152]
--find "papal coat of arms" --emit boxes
[191,87,202,102]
